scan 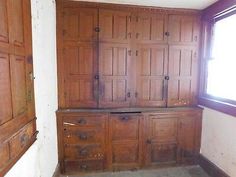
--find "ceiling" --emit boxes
[75,0,218,10]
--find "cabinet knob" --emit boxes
[165,76,170,80]
[77,118,86,125]
[79,149,88,156]
[79,133,88,140]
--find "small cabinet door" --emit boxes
[144,114,178,166]
[135,44,168,107]
[99,43,132,108]
[168,15,200,45]
[108,114,142,170]
[177,116,196,163]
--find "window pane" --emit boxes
[207,14,236,101]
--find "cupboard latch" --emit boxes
[94,27,100,32]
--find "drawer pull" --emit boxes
[77,118,87,125]
[79,149,88,156]
[120,117,129,121]
[80,164,88,170]
[79,133,88,140]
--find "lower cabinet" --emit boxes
[57,108,202,174]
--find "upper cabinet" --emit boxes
[57,3,201,109]
[168,15,200,45]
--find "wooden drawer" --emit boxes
[110,115,141,141]
[64,128,105,144]
[149,116,177,143]
[65,144,104,160]
[65,160,104,172]
[150,143,177,164]
[63,114,106,129]
[0,143,10,169]
[9,123,34,158]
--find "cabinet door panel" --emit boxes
[63,8,98,41]
[64,44,97,108]
[0,0,8,43]
[10,55,27,117]
[136,45,167,107]
[8,0,24,46]
[0,54,12,125]
[168,15,200,45]
[168,46,198,106]
[99,10,131,42]
[99,43,131,108]
[137,13,167,43]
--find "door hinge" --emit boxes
[94,27,100,32]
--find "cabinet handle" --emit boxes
[165,32,170,36]
[127,92,131,98]
[80,164,88,170]
[146,139,152,144]
[94,27,100,32]
[77,118,86,125]
[78,133,88,140]
[128,32,132,39]
[135,92,138,98]
[120,117,129,121]
[164,76,170,80]
[79,149,88,156]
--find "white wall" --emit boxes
[5,0,58,177]
[201,107,236,177]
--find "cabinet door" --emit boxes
[177,117,196,163]
[145,115,177,166]
[135,44,168,107]
[108,114,142,170]
[64,43,98,108]
[99,43,132,108]
[136,13,168,43]
[168,15,200,45]
[99,9,131,42]
[167,46,198,107]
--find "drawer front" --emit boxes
[150,143,177,164]
[64,128,105,144]
[0,143,10,169]
[110,115,141,141]
[63,114,106,129]
[112,143,139,164]
[65,160,104,172]
[9,123,34,158]
[150,117,177,142]
[65,144,104,160]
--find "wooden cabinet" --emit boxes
[108,114,143,170]
[57,108,202,174]
[57,2,201,109]
[0,0,37,176]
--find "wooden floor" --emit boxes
[61,166,210,177]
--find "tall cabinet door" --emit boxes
[99,10,132,108]
[62,8,98,108]
[135,44,168,107]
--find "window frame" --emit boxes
[199,9,236,117]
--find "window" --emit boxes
[199,10,236,117]
[207,14,236,101]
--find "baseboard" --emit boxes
[198,154,230,177]
[52,164,60,177]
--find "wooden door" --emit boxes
[0,0,36,175]
[145,114,178,166]
[62,7,98,108]
[99,43,132,108]
[167,46,198,106]
[168,15,200,45]
[177,117,196,163]
[135,44,168,107]
[108,114,143,170]
[136,13,168,43]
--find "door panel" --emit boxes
[136,45,168,107]
[0,53,12,125]
[99,43,131,108]
[168,46,198,106]
[136,13,167,43]
[168,15,200,45]
[0,0,8,43]
[10,55,27,117]
[63,8,98,41]
[99,10,131,42]
[64,44,97,108]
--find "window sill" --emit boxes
[198,96,236,117]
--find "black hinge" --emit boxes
[95,27,100,32]
[165,32,170,36]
